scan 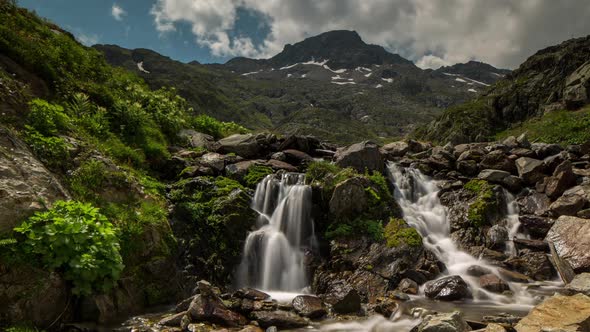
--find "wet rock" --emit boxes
[504,250,555,281]
[265,159,297,172]
[515,157,545,185]
[265,327,277,332]
[486,225,509,250]
[514,293,590,332]
[159,311,188,326]
[564,273,590,296]
[479,274,510,293]
[398,278,419,294]
[234,288,270,301]
[188,282,247,327]
[518,215,554,238]
[513,238,549,252]
[518,193,551,217]
[373,296,399,317]
[546,216,590,272]
[323,287,362,314]
[497,268,530,283]
[414,311,472,332]
[466,265,492,277]
[334,140,383,173]
[292,295,326,318]
[424,276,472,301]
[176,296,196,313]
[282,149,313,166]
[250,310,309,329]
[478,169,522,192]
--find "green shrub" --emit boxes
[69,159,109,200]
[24,128,69,169]
[305,160,340,183]
[13,201,124,295]
[326,218,384,241]
[244,165,273,187]
[101,136,145,167]
[384,218,422,247]
[27,99,70,136]
[191,114,248,139]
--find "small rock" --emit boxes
[466,265,492,277]
[398,278,419,295]
[234,288,270,301]
[564,273,590,296]
[159,311,188,327]
[415,311,471,332]
[250,310,309,329]
[479,274,510,293]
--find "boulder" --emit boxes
[564,60,590,109]
[291,295,326,318]
[265,159,297,172]
[225,160,262,181]
[549,192,586,217]
[564,273,590,296]
[329,177,370,218]
[188,281,247,327]
[518,215,554,239]
[517,133,531,149]
[278,135,320,154]
[480,150,515,173]
[546,216,590,272]
[515,157,545,185]
[545,160,577,199]
[518,193,551,217]
[479,274,509,293]
[504,250,554,281]
[322,287,362,314]
[233,288,270,301]
[514,293,590,332]
[381,141,409,158]
[531,143,562,159]
[466,265,492,277]
[497,268,531,283]
[477,169,523,192]
[200,152,227,173]
[0,127,70,233]
[250,310,309,329]
[486,225,509,250]
[334,140,383,173]
[423,276,472,301]
[179,129,218,150]
[218,134,267,159]
[282,149,313,166]
[415,311,472,332]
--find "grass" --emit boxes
[496,106,590,145]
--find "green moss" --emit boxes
[244,165,273,187]
[464,180,496,227]
[384,218,422,248]
[325,218,384,241]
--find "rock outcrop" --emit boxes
[515,293,590,332]
[546,216,590,272]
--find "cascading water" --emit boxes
[387,163,536,306]
[237,173,316,293]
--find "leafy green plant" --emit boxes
[191,114,249,139]
[23,128,69,169]
[13,201,124,295]
[325,218,384,241]
[27,99,70,136]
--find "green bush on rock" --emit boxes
[13,201,124,295]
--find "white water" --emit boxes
[387,163,536,306]
[237,173,317,292]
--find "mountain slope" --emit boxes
[97,31,509,144]
[418,35,590,144]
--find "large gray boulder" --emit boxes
[564,273,590,296]
[546,216,590,273]
[515,293,590,332]
[179,129,218,150]
[549,185,588,217]
[188,281,247,327]
[334,140,383,173]
[329,177,370,218]
[564,60,590,109]
[217,133,273,159]
[515,157,545,185]
[0,127,70,233]
[291,295,326,319]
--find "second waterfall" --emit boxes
[237,173,317,292]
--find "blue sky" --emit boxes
[17,1,590,69]
[19,0,267,64]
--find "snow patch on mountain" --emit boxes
[137,62,150,74]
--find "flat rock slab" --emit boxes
[515,293,590,332]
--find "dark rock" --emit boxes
[546,216,590,273]
[225,160,263,181]
[511,148,536,158]
[549,192,586,217]
[334,140,383,173]
[265,159,297,172]
[457,160,479,176]
[282,149,313,165]
[250,310,309,329]
[497,268,530,283]
[408,139,430,153]
[278,135,320,154]
[328,177,370,218]
[486,225,509,250]
[504,250,554,281]
[518,193,551,217]
[323,288,362,314]
[515,157,545,185]
[517,133,531,149]
[234,288,270,301]
[545,160,577,199]
[291,295,326,318]
[176,296,196,313]
[373,296,399,317]
[381,141,409,158]
[531,143,562,159]
[423,276,472,301]
[479,274,510,293]
[480,150,515,173]
[218,133,272,159]
[513,238,549,252]
[159,311,188,327]
[188,283,247,327]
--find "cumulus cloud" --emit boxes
[111,3,127,21]
[150,0,590,68]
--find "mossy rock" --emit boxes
[384,218,422,248]
[464,179,501,227]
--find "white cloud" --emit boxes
[111,3,127,21]
[77,33,99,46]
[150,0,590,68]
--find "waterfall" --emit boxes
[237,173,316,292]
[387,163,535,305]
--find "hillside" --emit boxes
[95,31,509,144]
[418,35,590,144]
